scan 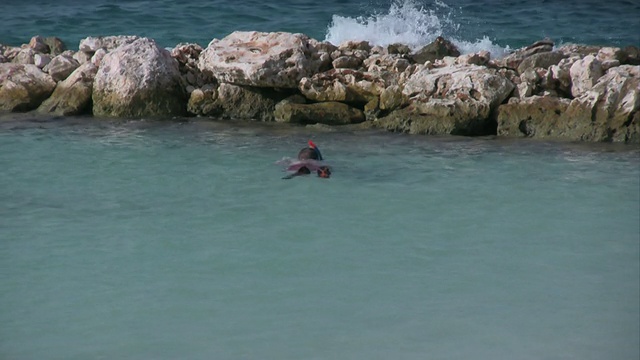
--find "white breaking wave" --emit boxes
[455,36,511,58]
[324,0,510,58]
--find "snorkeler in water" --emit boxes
[281,140,331,179]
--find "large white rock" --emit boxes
[91,48,107,67]
[496,65,639,143]
[28,35,50,53]
[0,63,56,111]
[198,31,332,88]
[12,48,36,65]
[75,36,141,66]
[92,37,186,117]
[566,64,640,142]
[596,47,625,63]
[378,64,514,135]
[38,62,98,115]
[548,55,580,95]
[402,64,514,111]
[34,53,52,69]
[569,55,604,98]
[43,54,79,82]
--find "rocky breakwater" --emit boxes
[494,40,640,143]
[1,35,185,117]
[1,33,639,143]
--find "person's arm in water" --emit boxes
[282,166,311,179]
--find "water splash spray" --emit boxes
[324,0,509,57]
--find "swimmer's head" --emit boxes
[299,140,324,161]
[298,147,318,160]
[317,166,331,178]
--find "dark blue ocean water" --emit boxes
[1,0,639,52]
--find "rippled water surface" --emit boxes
[1,117,638,359]
[1,0,638,50]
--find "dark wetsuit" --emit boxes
[284,147,317,178]
[283,142,331,179]
[298,147,319,161]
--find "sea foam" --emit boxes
[324,0,510,57]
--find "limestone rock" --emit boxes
[557,44,601,58]
[378,64,514,135]
[280,94,307,105]
[499,39,554,70]
[547,56,580,96]
[274,100,365,125]
[43,54,80,82]
[514,81,533,99]
[3,46,21,62]
[332,56,362,69]
[403,65,514,108]
[566,65,640,143]
[299,68,386,103]
[28,36,50,53]
[379,85,407,111]
[622,46,640,65]
[516,51,567,74]
[34,53,52,69]
[496,96,572,138]
[411,37,460,64]
[515,68,542,97]
[331,41,370,68]
[386,43,412,55]
[79,35,140,53]
[187,84,218,116]
[364,97,380,120]
[364,54,412,73]
[37,62,98,115]
[457,51,491,66]
[496,65,639,143]
[601,60,620,72]
[362,54,414,90]
[337,40,372,53]
[172,43,215,88]
[43,37,67,56]
[569,55,603,98]
[198,31,332,88]
[12,48,36,65]
[524,39,555,52]
[434,56,458,68]
[0,63,56,111]
[91,48,107,67]
[190,82,290,120]
[625,112,640,144]
[73,51,91,65]
[171,43,204,66]
[92,37,186,117]
[75,35,139,67]
[596,47,625,63]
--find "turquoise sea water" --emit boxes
[1,0,639,52]
[1,0,640,358]
[1,116,639,359]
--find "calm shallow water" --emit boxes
[0,116,638,359]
